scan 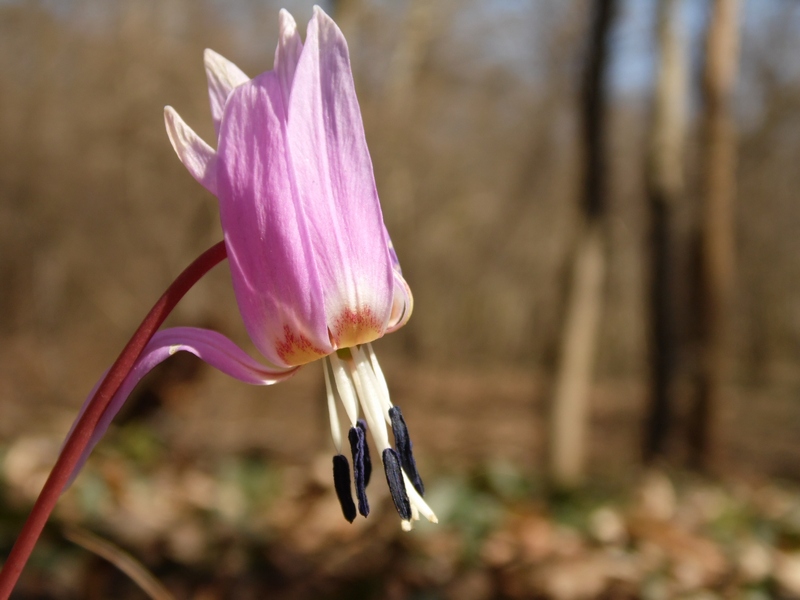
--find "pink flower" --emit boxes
[70,7,434,529]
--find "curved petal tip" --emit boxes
[164,106,218,195]
[274,9,303,100]
[204,49,249,135]
[387,270,413,333]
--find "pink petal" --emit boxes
[164,106,218,194]
[204,49,249,136]
[286,7,394,348]
[65,327,298,487]
[274,9,303,108]
[216,70,333,367]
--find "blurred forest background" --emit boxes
[3,0,800,597]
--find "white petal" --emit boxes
[204,48,249,135]
[164,106,217,195]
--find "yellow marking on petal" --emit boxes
[275,325,328,366]
[331,306,383,349]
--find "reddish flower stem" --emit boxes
[0,241,228,598]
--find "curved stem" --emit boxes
[0,241,228,598]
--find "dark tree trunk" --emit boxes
[643,0,687,463]
[580,0,615,221]
[548,0,616,490]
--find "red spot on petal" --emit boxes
[275,325,328,366]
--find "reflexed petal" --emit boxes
[65,327,297,486]
[164,106,218,195]
[386,231,403,273]
[387,269,413,332]
[274,9,302,108]
[216,71,332,367]
[204,49,249,136]
[383,230,412,332]
[287,7,394,347]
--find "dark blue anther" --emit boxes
[389,406,424,496]
[357,419,372,487]
[382,448,412,521]
[348,426,370,517]
[332,454,356,523]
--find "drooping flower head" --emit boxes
[166,7,412,368]
[70,6,433,529]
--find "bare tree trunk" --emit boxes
[548,0,615,490]
[549,225,606,487]
[690,0,740,470]
[643,0,687,463]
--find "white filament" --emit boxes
[402,471,438,523]
[352,345,392,423]
[323,359,342,453]
[326,346,438,530]
[329,352,359,425]
[347,355,391,451]
[366,343,392,413]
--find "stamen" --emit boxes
[382,448,412,521]
[348,426,370,517]
[352,345,392,421]
[348,355,390,450]
[329,351,359,424]
[323,359,342,452]
[389,406,424,496]
[366,343,391,407]
[332,454,356,523]
[402,470,438,523]
[357,419,372,486]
